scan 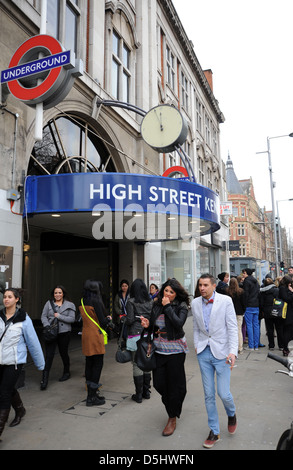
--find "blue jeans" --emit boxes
[197,346,236,435]
[244,308,260,349]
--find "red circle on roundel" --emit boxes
[162,166,189,178]
[8,35,63,101]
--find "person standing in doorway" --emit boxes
[242,269,260,351]
[192,274,238,449]
[40,285,76,390]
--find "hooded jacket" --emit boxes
[0,308,45,369]
[243,275,260,308]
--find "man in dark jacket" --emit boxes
[242,268,260,350]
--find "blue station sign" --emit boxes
[25,173,220,240]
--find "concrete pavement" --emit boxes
[1,316,293,451]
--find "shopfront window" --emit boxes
[161,239,196,297]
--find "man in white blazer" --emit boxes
[192,273,238,448]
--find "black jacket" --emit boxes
[259,284,279,319]
[125,298,153,336]
[229,291,245,315]
[279,285,293,325]
[150,299,188,341]
[243,275,260,308]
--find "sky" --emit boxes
[172,0,293,236]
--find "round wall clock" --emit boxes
[141,104,188,153]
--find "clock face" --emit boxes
[141,104,188,153]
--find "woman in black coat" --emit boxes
[226,277,245,354]
[278,275,293,356]
[259,278,284,351]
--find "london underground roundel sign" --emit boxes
[1,35,83,109]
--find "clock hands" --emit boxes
[154,109,164,131]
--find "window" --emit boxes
[212,125,218,156]
[237,224,246,236]
[46,0,80,55]
[166,45,175,90]
[197,156,204,185]
[240,241,246,256]
[232,206,238,217]
[28,115,116,175]
[207,167,213,189]
[196,98,203,134]
[241,207,246,217]
[205,114,211,146]
[112,31,131,102]
[181,71,189,110]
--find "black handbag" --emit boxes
[43,301,59,342]
[115,322,132,363]
[135,330,157,372]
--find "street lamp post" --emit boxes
[256,133,293,275]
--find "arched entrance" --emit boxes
[23,114,120,320]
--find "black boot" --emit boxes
[86,387,105,407]
[132,376,144,403]
[0,409,10,440]
[9,391,26,427]
[40,370,49,390]
[142,373,151,399]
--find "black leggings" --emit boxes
[44,332,71,373]
[0,364,23,410]
[153,352,186,418]
[85,354,104,389]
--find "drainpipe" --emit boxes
[1,106,19,190]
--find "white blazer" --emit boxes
[191,292,238,360]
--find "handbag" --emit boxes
[270,298,287,319]
[135,330,157,372]
[43,301,59,342]
[116,322,132,363]
[81,298,108,345]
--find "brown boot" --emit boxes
[9,391,26,427]
[162,417,176,436]
[0,409,10,440]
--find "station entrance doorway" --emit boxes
[23,231,119,321]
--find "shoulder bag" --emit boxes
[270,298,287,319]
[81,298,108,345]
[43,300,59,342]
[115,321,132,363]
[135,329,157,372]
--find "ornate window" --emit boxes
[28,115,116,175]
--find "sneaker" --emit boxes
[203,430,220,448]
[228,414,237,434]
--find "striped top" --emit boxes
[154,314,189,355]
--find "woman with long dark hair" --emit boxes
[278,275,293,356]
[226,277,245,354]
[125,279,153,403]
[79,279,111,406]
[40,285,76,390]
[0,288,44,441]
[141,278,190,437]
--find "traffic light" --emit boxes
[280,261,285,272]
